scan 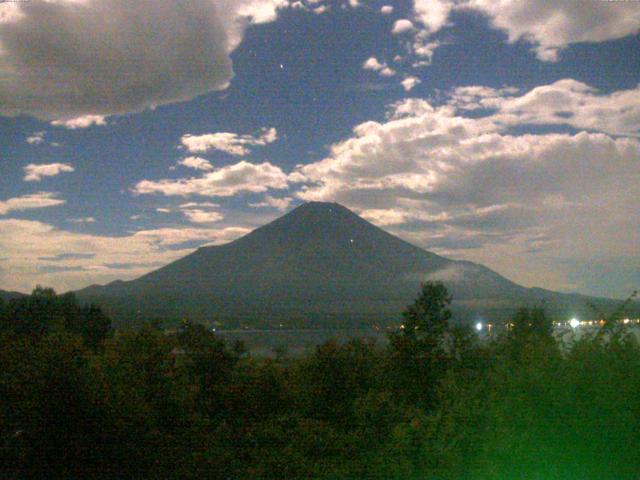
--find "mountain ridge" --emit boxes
[0,289,26,302]
[75,202,634,327]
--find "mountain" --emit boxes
[0,289,26,302]
[76,202,633,327]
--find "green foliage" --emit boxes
[1,286,112,349]
[2,283,640,478]
[509,306,553,341]
[399,281,452,342]
[388,281,453,408]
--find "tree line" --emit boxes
[1,283,639,479]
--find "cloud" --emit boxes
[180,127,278,155]
[380,67,396,77]
[178,156,214,171]
[401,77,421,92]
[292,80,640,294]
[26,131,45,145]
[178,201,224,223]
[425,264,467,283]
[362,57,385,71]
[380,5,394,15]
[0,218,250,291]
[23,162,75,182]
[449,79,640,136]
[0,192,66,215]
[249,195,293,210]
[461,0,640,61]
[181,209,225,224]
[0,0,287,120]
[405,0,640,63]
[290,0,329,14]
[67,217,96,224]
[411,32,440,64]
[179,202,221,209]
[362,57,395,77]
[412,0,453,33]
[392,19,415,35]
[312,5,328,14]
[51,115,107,129]
[134,160,290,197]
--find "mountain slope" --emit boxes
[0,289,26,302]
[76,202,631,327]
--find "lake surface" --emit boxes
[215,325,640,357]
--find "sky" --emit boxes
[0,0,639,298]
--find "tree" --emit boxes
[390,281,452,351]
[509,306,553,342]
[388,281,453,407]
[79,304,112,350]
[0,287,111,349]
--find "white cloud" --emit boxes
[249,195,293,210]
[411,31,440,64]
[23,163,75,182]
[179,202,221,209]
[26,131,45,145]
[178,201,224,223]
[181,209,224,224]
[178,156,214,171]
[0,192,66,215]
[446,85,520,111]
[380,5,394,15]
[180,127,278,155]
[380,67,396,77]
[0,0,287,120]
[51,115,107,129]
[392,19,415,35]
[67,217,96,224]
[0,218,250,291]
[362,57,385,71]
[412,0,453,33]
[293,80,640,294]
[425,264,467,283]
[134,160,290,197]
[450,79,640,137]
[405,0,640,63]
[402,76,421,92]
[462,0,640,61]
[363,57,396,78]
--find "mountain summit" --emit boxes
[76,202,622,327]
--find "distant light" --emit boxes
[570,318,580,328]
[475,322,483,332]
[350,238,354,243]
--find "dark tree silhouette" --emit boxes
[388,281,453,407]
[1,287,111,348]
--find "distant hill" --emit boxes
[0,289,26,302]
[75,202,635,327]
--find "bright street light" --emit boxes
[569,318,580,328]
